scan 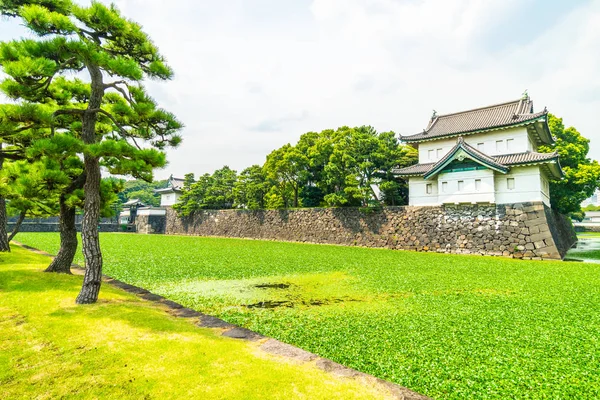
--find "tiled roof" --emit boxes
[170,177,184,190]
[154,176,185,194]
[393,150,560,176]
[495,151,559,165]
[400,98,549,143]
[123,198,145,206]
[392,162,434,176]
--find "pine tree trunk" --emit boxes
[7,211,25,242]
[76,63,104,304]
[0,197,9,252]
[45,198,76,274]
[0,145,9,252]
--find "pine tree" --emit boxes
[0,1,182,302]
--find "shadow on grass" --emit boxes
[2,262,197,335]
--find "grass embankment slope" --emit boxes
[17,232,600,399]
[0,246,393,400]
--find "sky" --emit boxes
[1,0,599,180]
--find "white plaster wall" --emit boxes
[409,177,439,206]
[540,169,551,206]
[137,208,167,216]
[494,166,547,205]
[160,192,181,207]
[417,127,532,164]
[437,169,495,204]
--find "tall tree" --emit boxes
[539,114,600,217]
[234,165,268,209]
[373,130,418,206]
[264,144,308,208]
[0,1,182,303]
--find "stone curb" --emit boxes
[14,241,431,400]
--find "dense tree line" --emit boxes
[174,126,418,216]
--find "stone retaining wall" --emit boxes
[165,202,577,260]
[7,222,119,233]
[135,214,166,234]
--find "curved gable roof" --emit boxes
[423,137,509,180]
[400,98,553,144]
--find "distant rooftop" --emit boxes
[400,97,552,144]
[155,175,184,194]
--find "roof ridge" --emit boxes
[434,98,524,119]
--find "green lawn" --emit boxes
[15,232,600,399]
[0,246,395,400]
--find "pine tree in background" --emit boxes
[0,103,54,252]
[0,1,183,303]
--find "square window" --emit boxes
[506,138,514,151]
[442,181,448,193]
[426,183,433,194]
[507,177,515,190]
[436,148,442,158]
[458,180,464,191]
[496,140,504,152]
[475,179,482,191]
[477,142,485,151]
[428,149,434,160]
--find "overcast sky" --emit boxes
[1,0,599,180]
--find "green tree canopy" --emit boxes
[174,166,237,215]
[116,179,167,208]
[540,114,600,216]
[234,165,268,210]
[174,126,417,213]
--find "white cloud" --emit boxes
[1,0,599,179]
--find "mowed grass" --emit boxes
[16,232,600,399]
[0,246,395,400]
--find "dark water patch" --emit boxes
[244,297,361,309]
[245,300,294,309]
[254,283,291,289]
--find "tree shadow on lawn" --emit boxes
[1,265,200,336]
[0,268,83,293]
[46,300,204,336]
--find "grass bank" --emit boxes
[16,232,600,399]
[0,246,394,400]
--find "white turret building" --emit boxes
[155,175,184,207]
[394,97,564,207]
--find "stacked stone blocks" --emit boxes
[165,202,576,260]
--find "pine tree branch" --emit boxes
[103,80,134,104]
[50,109,85,136]
[88,108,142,150]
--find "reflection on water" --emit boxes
[565,235,600,263]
